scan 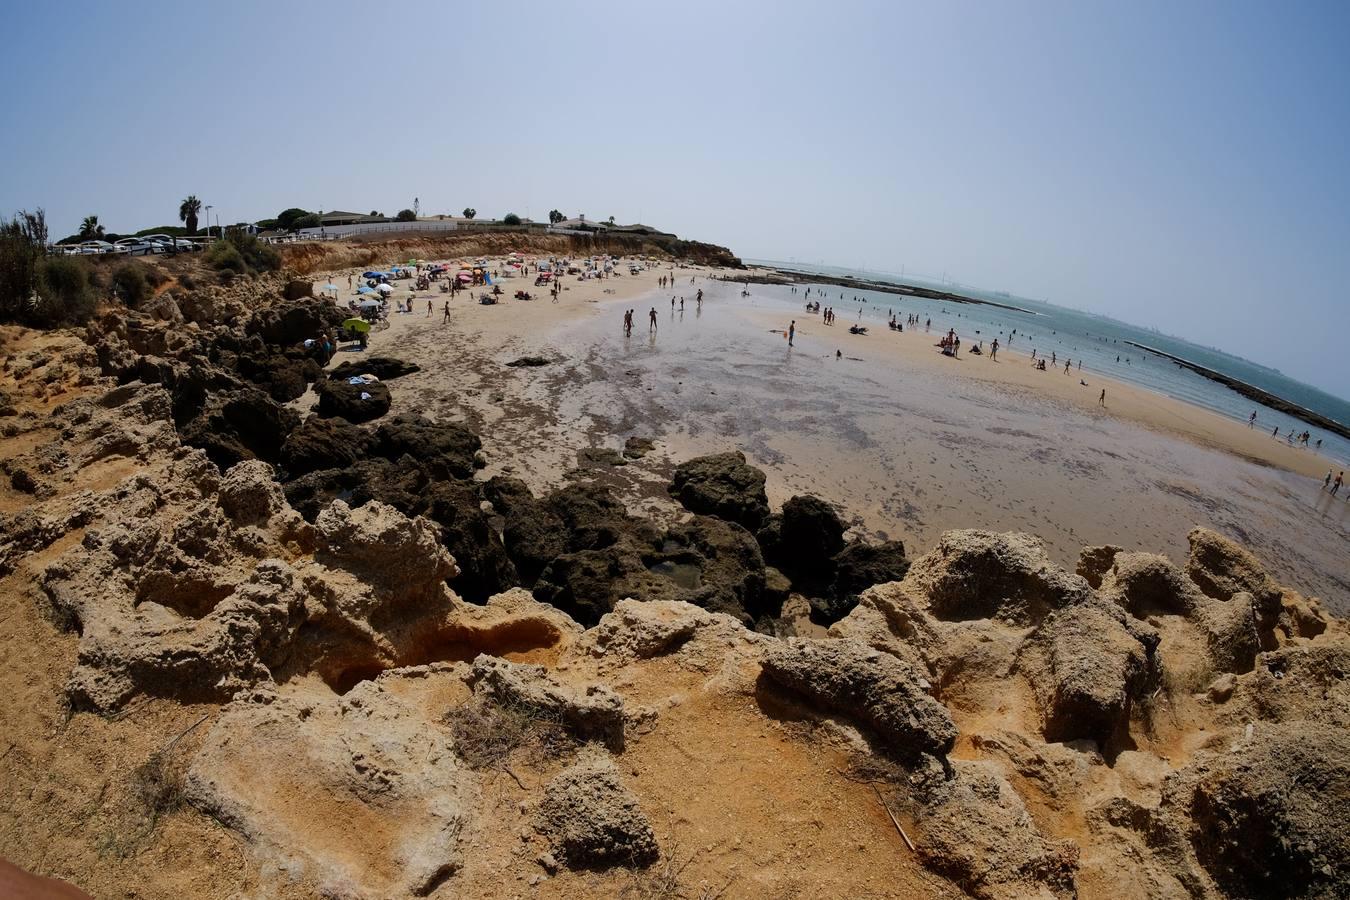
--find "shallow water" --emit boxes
[549,279,1350,612]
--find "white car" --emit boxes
[115,238,158,256]
[78,240,114,255]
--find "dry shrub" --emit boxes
[443,699,572,771]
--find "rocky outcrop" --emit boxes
[760,637,957,761]
[1186,526,1284,623]
[536,751,658,869]
[913,761,1079,899]
[467,655,626,751]
[668,451,770,528]
[328,356,420,381]
[374,415,482,480]
[279,415,376,477]
[187,676,474,897]
[1018,600,1157,745]
[313,377,391,423]
[903,530,1093,624]
[1161,723,1350,899]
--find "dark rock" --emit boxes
[668,451,769,529]
[505,355,552,367]
[534,545,674,627]
[622,436,655,459]
[282,280,314,301]
[282,458,430,522]
[280,416,376,477]
[373,414,481,479]
[661,515,769,621]
[179,387,300,468]
[577,447,626,468]
[425,480,518,602]
[246,297,342,346]
[778,495,847,561]
[314,378,392,424]
[828,540,911,615]
[328,357,421,381]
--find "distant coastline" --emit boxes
[725,268,1037,314]
[1126,341,1350,441]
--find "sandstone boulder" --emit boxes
[760,637,957,760]
[468,655,626,751]
[536,751,658,868]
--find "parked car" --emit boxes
[78,240,114,255]
[114,238,158,256]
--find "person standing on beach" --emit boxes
[789,320,796,346]
[1325,470,1334,490]
[1333,472,1343,496]
[990,338,999,361]
[1273,426,1279,438]
[441,301,450,324]
[1099,388,1106,407]
[649,308,658,331]
[1249,411,1257,427]
[1064,359,1071,374]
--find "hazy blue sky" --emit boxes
[3,1,1347,395]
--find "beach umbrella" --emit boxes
[358,299,382,309]
[322,283,339,291]
[376,283,394,294]
[342,317,371,333]
[356,285,375,294]
[361,271,383,279]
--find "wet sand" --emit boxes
[325,267,1350,612]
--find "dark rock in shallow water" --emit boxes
[505,355,552,367]
[623,436,655,459]
[577,447,626,468]
[668,451,769,529]
[314,378,391,424]
[328,356,420,381]
[374,414,481,479]
[280,416,376,477]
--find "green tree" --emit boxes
[548,209,565,224]
[276,208,312,231]
[179,195,202,234]
[293,213,321,229]
[462,208,477,219]
[396,208,417,222]
[502,213,521,226]
[605,215,616,226]
[78,215,104,240]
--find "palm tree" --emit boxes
[179,195,202,234]
[78,215,104,240]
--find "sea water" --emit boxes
[752,260,1350,468]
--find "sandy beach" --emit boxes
[319,259,1348,611]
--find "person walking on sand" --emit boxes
[1249,411,1257,428]
[789,320,796,347]
[990,338,999,361]
[649,308,658,331]
[1325,470,1334,491]
[1099,388,1106,407]
[1273,426,1279,438]
[426,299,432,317]
[441,301,450,324]
[1332,472,1344,497]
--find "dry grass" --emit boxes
[619,836,734,900]
[443,699,574,773]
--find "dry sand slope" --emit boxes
[0,264,1347,900]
